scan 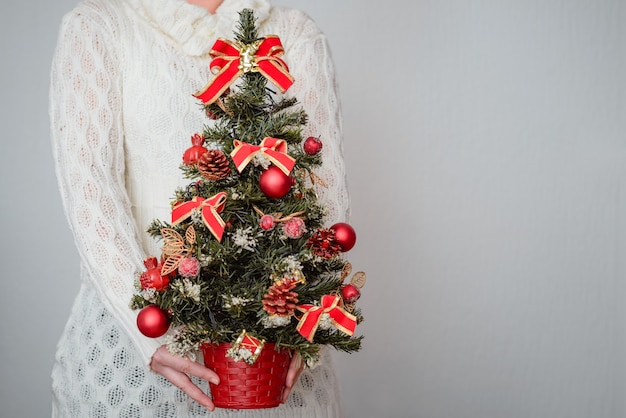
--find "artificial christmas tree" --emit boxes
[130,9,366,409]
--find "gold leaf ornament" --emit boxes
[296,168,328,189]
[160,226,196,275]
[340,262,366,289]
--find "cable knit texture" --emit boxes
[50,0,349,416]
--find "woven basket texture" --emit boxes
[201,342,291,409]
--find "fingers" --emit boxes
[153,347,220,384]
[150,346,218,411]
[166,369,216,411]
[282,353,304,403]
[180,355,221,385]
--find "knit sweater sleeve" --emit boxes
[49,6,161,365]
[279,10,350,224]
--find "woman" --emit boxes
[50,0,350,416]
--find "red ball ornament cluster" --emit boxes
[259,166,293,199]
[137,305,170,338]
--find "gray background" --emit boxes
[1,0,625,417]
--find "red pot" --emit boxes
[201,342,291,409]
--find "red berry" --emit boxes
[303,136,323,155]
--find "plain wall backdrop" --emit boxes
[1,0,624,417]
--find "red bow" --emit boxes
[296,295,357,342]
[230,137,295,175]
[171,192,227,241]
[194,36,295,105]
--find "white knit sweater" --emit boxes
[50,0,349,416]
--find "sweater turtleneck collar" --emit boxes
[128,0,272,56]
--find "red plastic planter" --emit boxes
[201,342,291,409]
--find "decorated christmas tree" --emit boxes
[130,9,366,408]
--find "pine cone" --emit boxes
[306,228,342,259]
[197,149,231,181]
[262,278,299,316]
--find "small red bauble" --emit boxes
[260,214,276,231]
[136,305,170,338]
[303,136,323,155]
[330,222,357,252]
[140,257,170,291]
[259,166,293,199]
[341,284,361,304]
[183,133,208,165]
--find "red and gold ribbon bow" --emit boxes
[296,295,357,342]
[230,137,295,175]
[194,36,295,105]
[171,192,227,241]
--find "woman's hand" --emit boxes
[150,345,220,411]
[282,353,305,403]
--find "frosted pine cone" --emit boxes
[282,217,306,239]
[262,278,299,316]
[178,257,201,278]
[198,149,231,181]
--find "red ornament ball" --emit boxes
[303,136,323,155]
[259,166,293,199]
[183,133,208,165]
[330,222,357,252]
[137,305,170,338]
[341,284,361,304]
